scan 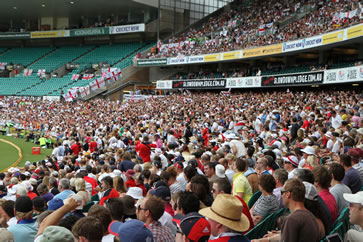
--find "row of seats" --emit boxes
[0,42,153,96]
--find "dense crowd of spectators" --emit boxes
[0,87,362,241]
[146,0,362,58]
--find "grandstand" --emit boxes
[0,1,362,242]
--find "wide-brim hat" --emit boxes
[199,194,249,232]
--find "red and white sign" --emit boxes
[23,69,33,76]
[82,74,94,80]
[63,89,78,102]
[89,78,106,91]
[37,69,46,78]
[72,74,80,80]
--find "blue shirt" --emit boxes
[53,189,75,201]
[8,220,38,242]
[343,168,362,194]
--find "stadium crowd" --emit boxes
[146,0,362,58]
[0,88,362,242]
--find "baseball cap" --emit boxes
[15,196,33,213]
[176,213,211,242]
[39,226,74,242]
[174,161,184,170]
[108,219,154,242]
[149,186,171,201]
[48,198,64,211]
[126,169,135,178]
[303,182,318,201]
[343,191,363,206]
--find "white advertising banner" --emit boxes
[226,77,261,88]
[282,36,323,52]
[324,65,363,84]
[156,80,173,89]
[109,24,145,34]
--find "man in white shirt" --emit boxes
[331,110,342,129]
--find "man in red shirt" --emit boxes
[135,136,151,163]
[99,176,119,206]
[70,140,79,155]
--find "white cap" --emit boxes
[215,164,226,178]
[66,194,83,210]
[126,187,144,200]
[301,146,315,155]
[343,191,363,206]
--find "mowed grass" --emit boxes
[0,139,19,171]
[0,135,52,169]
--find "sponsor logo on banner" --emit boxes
[188,55,204,63]
[262,71,324,86]
[324,65,363,83]
[172,79,226,89]
[167,57,188,65]
[226,77,261,88]
[243,45,282,58]
[0,32,30,39]
[261,44,282,55]
[156,80,173,89]
[282,36,322,52]
[222,51,242,60]
[204,54,221,62]
[31,30,68,38]
[136,58,167,66]
[322,31,344,44]
[109,24,145,34]
[70,28,109,37]
[346,24,363,39]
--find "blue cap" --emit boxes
[47,198,64,211]
[149,185,171,201]
[108,219,154,242]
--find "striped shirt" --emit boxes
[253,194,279,219]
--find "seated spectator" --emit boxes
[340,154,362,194]
[88,204,114,242]
[343,191,363,241]
[212,178,254,233]
[8,196,38,242]
[37,183,54,203]
[104,197,124,222]
[99,176,119,206]
[312,166,338,224]
[136,195,174,241]
[328,163,352,214]
[250,174,279,225]
[199,194,250,241]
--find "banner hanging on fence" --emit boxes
[261,71,324,86]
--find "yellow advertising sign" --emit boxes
[347,25,363,39]
[242,48,263,58]
[322,31,344,44]
[31,30,67,39]
[242,44,282,58]
[222,51,242,60]
[204,54,221,62]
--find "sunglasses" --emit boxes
[137,205,148,211]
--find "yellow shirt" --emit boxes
[232,171,253,204]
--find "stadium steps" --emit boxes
[0,48,9,57]
[26,48,57,68]
[70,46,98,63]
[15,77,48,95]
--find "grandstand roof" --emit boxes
[0,0,151,19]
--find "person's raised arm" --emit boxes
[37,198,80,236]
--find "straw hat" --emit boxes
[199,194,249,232]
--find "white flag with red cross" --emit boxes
[37,69,46,78]
[82,74,94,80]
[89,77,106,91]
[72,74,80,80]
[63,90,78,101]
[23,69,33,76]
